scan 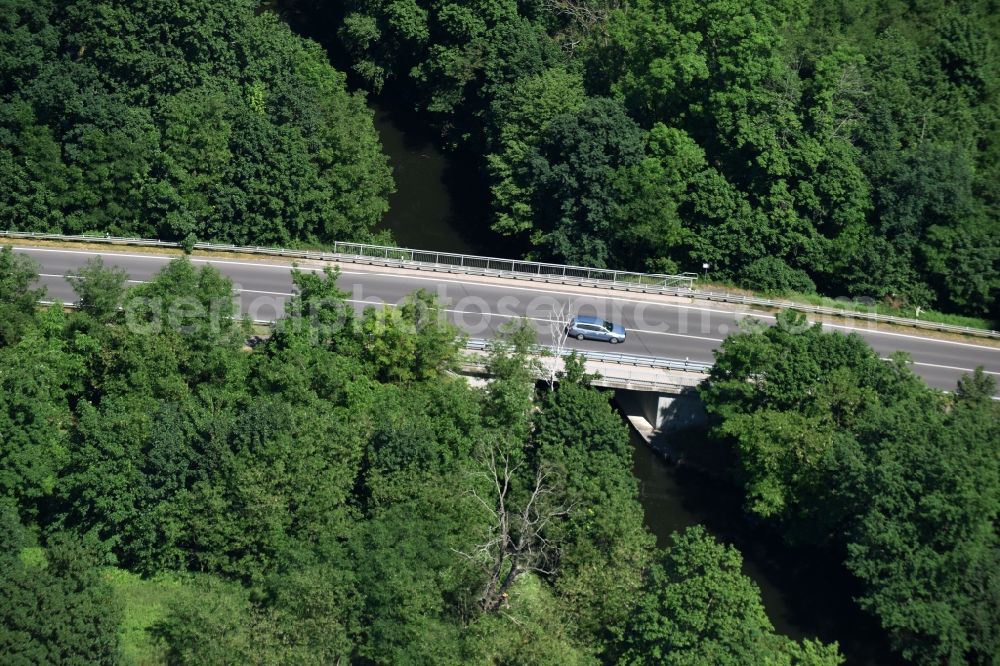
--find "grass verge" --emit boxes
[701,279,996,331]
[105,568,189,666]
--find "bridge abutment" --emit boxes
[619,388,707,432]
[614,388,708,461]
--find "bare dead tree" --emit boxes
[456,447,570,612]
[544,304,572,390]
[543,0,616,34]
[543,0,622,50]
[829,62,867,144]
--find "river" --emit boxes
[372,106,898,665]
[264,2,901,660]
[629,428,899,664]
[370,104,491,254]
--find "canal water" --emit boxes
[271,0,501,257]
[269,3,900,661]
[267,3,896,653]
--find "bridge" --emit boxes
[457,340,709,454]
[7,236,999,400]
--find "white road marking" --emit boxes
[47,266,724,346]
[333,270,748,317]
[40,295,1000,369]
[18,246,762,317]
[824,322,1000,350]
[42,273,144,285]
[890,359,1000,376]
[22,246,1000,353]
[625,329,723,342]
[69,273,994,367]
[344,298,722,343]
[241,288,294,297]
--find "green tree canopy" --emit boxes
[620,526,843,665]
[66,256,127,323]
[0,0,393,246]
[0,246,45,346]
[0,509,122,665]
[703,311,1000,664]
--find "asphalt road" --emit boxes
[15,245,1000,392]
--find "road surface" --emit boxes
[14,245,1000,392]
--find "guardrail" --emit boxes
[465,338,712,374]
[0,230,696,290]
[45,298,707,375]
[7,230,998,339]
[684,290,999,339]
[458,358,696,391]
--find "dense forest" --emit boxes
[322,0,999,317]
[702,312,1000,664]
[1,247,995,664]
[0,0,393,245]
[2,0,997,316]
[2,1,998,664]
[0,247,842,664]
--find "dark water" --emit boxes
[629,430,801,636]
[271,0,498,256]
[370,104,490,254]
[264,4,896,662]
[372,102,898,665]
[630,427,900,665]
[369,102,531,258]
[264,7,898,655]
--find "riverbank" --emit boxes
[621,414,901,665]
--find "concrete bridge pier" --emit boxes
[614,388,708,459]
[615,388,707,434]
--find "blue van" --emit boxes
[567,315,626,344]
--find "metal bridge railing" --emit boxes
[2,230,697,290]
[309,241,699,289]
[6,230,998,339]
[465,338,712,374]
